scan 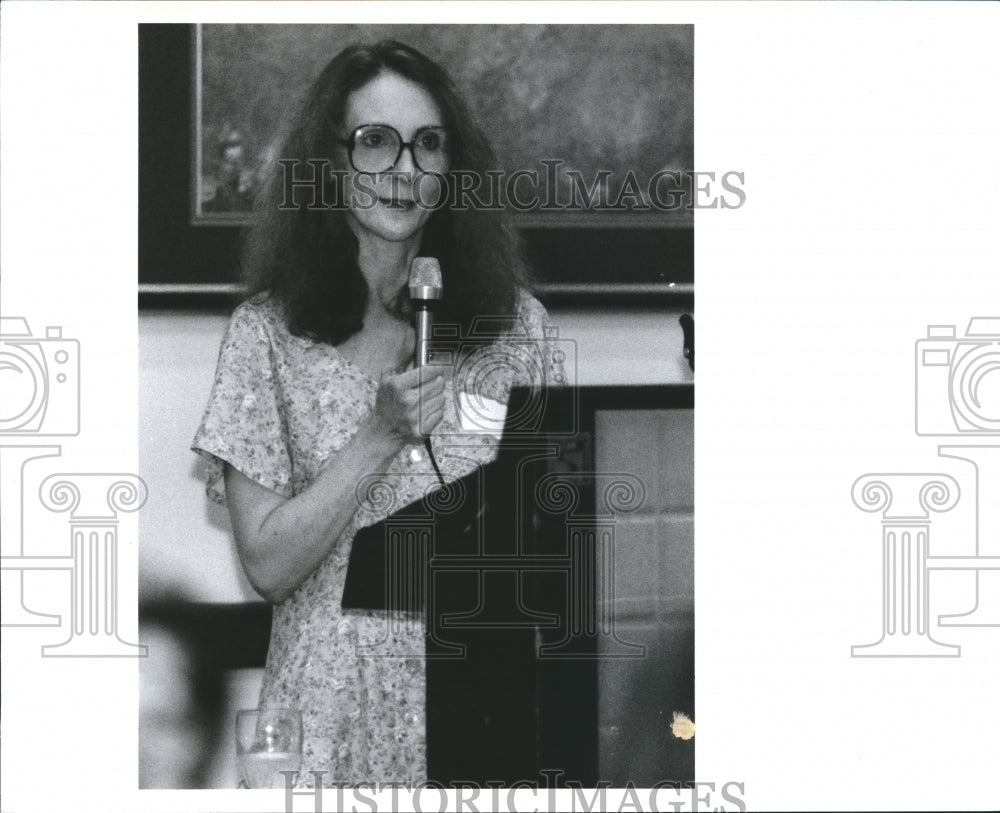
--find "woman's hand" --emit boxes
[373,364,447,444]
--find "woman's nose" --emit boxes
[392,143,418,176]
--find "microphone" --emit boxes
[409,257,443,368]
[408,257,446,487]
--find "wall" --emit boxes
[139,310,254,603]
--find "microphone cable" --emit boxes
[424,436,446,489]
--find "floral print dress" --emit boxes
[192,291,562,785]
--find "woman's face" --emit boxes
[340,71,448,245]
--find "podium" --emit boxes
[342,385,693,785]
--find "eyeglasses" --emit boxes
[339,124,450,174]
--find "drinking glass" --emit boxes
[235,708,303,789]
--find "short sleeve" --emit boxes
[191,303,294,506]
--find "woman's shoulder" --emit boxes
[515,287,543,310]
[225,294,291,343]
[232,292,284,325]
[225,294,357,385]
[513,288,550,335]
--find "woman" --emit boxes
[192,40,561,785]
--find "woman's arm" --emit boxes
[226,365,445,604]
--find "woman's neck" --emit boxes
[354,234,422,321]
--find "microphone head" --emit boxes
[409,257,443,300]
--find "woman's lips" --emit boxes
[377,197,415,207]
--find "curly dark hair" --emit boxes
[241,39,531,345]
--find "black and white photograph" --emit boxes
[137,22,695,792]
[1,3,997,813]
